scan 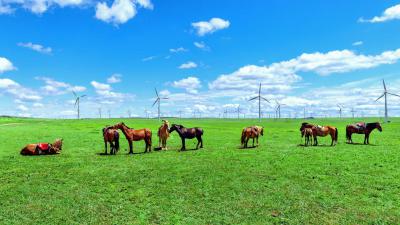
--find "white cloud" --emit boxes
[194,41,210,51]
[0,57,15,73]
[1,0,85,14]
[0,78,42,101]
[169,47,187,53]
[17,105,28,111]
[18,42,52,54]
[37,77,86,95]
[107,73,122,83]
[142,56,156,61]
[95,0,152,25]
[352,41,363,46]
[359,4,400,23]
[192,17,230,36]
[159,89,170,97]
[171,76,201,94]
[91,81,111,91]
[178,61,197,69]
[33,103,44,107]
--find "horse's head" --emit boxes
[376,122,383,132]
[52,138,63,153]
[300,122,309,131]
[169,124,183,133]
[112,122,126,129]
[162,120,170,129]
[257,126,264,136]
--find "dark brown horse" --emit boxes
[169,124,203,151]
[111,122,152,154]
[300,123,338,146]
[20,138,63,155]
[346,122,382,144]
[103,126,120,155]
[241,126,264,148]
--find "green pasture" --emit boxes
[0,117,399,224]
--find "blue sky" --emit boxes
[1,0,400,118]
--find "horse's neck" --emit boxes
[120,125,132,138]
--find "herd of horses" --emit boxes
[19,120,383,155]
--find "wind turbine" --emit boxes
[375,79,400,122]
[72,91,86,119]
[98,108,102,119]
[249,83,270,122]
[236,105,242,119]
[337,104,344,119]
[350,108,356,119]
[275,100,285,119]
[152,88,168,121]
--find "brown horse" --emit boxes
[241,126,264,148]
[111,122,152,154]
[20,138,63,155]
[301,128,313,146]
[157,120,170,150]
[300,123,338,146]
[103,126,120,155]
[346,122,382,144]
[169,124,203,151]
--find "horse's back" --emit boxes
[20,144,37,155]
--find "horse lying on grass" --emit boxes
[241,126,264,148]
[20,138,63,156]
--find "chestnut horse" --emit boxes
[157,120,170,150]
[241,126,264,148]
[301,128,313,146]
[20,138,63,155]
[300,123,338,146]
[346,122,382,144]
[169,124,203,151]
[103,126,120,155]
[111,122,152,154]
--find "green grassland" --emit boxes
[0,117,399,224]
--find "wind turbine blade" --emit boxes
[248,96,258,101]
[261,97,270,103]
[383,79,387,91]
[152,98,159,107]
[388,92,400,98]
[72,91,77,98]
[161,97,169,99]
[375,94,385,102]
[80,95,87,98]
[155,88,159,97]
[74,98,79,107]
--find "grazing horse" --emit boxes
[301,128,313,146]
[346,122,382,144]
[111,122,152,154]
[103,126,120,155]
[157,120,170,150]
[300,123,338,146]
[20,138,63,155]
[241,126,264,148]
[169,124,203,151]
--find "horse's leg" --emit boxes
[104,141,108,155]
[196,137,200,150]
[181,138,185,151]
[245,137,249,148]
[200,136,203,148]
[128,141,133,154]
[364,134,366,145]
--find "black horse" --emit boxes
[169,124,204,151]
[346,122,382,144]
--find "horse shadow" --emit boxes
[346,143,377,146]
[239,146,258,150]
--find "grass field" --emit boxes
[0,117,399,224]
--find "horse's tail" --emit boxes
[147,129,152,146]
[335,128,338,142]
[114,131,120,152]
[241,129,246,145]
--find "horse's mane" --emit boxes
[173,124,185,128]
[366,122,380,128]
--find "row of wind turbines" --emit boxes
[71,79,399,122]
